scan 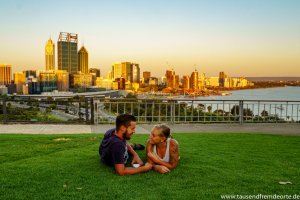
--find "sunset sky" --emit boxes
[0,0,299,77]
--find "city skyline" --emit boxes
[0,0,300,77]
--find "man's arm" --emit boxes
[114,163,152,176]
[127,143,143,165]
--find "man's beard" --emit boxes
[123,130,131,140]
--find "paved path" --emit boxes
[0,123,299,136]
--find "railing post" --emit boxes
[90,98,94,124]
[85,97,89,123]
[239,100,244,124]
[3,99,7,124]
[172,100,176,124]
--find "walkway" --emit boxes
[0,123,299,136]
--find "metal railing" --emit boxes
[1,97,300,124]
[93,98,300,124]
[0,97,94,124]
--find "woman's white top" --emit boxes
[153,138,171,162]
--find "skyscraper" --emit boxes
[112,62,138,82]
[90,68,101,86]
[165,69,174,88]
[182,75,190,90]
[14,72,25,94]
[45,38,55,71]
[78,46,88,74]
[131,63,140,84]
[57,32,78,74]
[219,71,227,87]
[190,69,199,90]
[0,64,12,85]
[143,71,151,85]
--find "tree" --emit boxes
[207,106,212,113]
[261,110,269,117]
[231,105,253,117]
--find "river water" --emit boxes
[197,86,300,101]
[188,87,300,121]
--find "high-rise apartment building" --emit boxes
[0,64,12,85]
[14,72,25,94]
[112,62,139,83]
[78,46,88,74]
[165,69,174,88]
[56,70,69,91]
[143,71,151,84]
[131,63,140,83]
[45,38,55,71]
[182,75,190,90]
[219,71,227,87]
[190,69,199,90]
[57,32,78,74]
[112,62,130,81]
[90,68,100,86]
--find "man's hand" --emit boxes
[131,154,144,166]
[153,165,170,174]
[143,162,153,171]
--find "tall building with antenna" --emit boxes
[57,32,78,74]
[45,38,55,71]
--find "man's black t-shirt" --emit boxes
[99,128,129,166]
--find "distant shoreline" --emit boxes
[246,77,300,81]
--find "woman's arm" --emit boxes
[147,139,180,169]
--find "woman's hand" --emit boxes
[153,165,170,174]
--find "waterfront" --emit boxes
[188,87,300,121]
[197,86,300,100]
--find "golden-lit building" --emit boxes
[205,77,219,87]
[112,62,139,83]
[190,69,199,90]
[78,46,89,74]
[107,71,113,80]
[90,68,100,86]
[219,71,227,87]
[182,75,190,89]
[165,69,174,88]
[39,71,58,92]
[198,73,206,90]
[131,63,140,84]
[14,72,26,94]
[56,70,69,91]
[0,64,12,85]
[38,70,69,92]
[96,77,112,90]
[112,62,130,80]
[143,71,151,85]
[71,73,92,88]
[45,38,55,71]
[149,77,158,86]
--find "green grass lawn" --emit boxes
[0,133,300,200]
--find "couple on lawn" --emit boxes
[99,114,180,175]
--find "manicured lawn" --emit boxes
[0,133,300,200]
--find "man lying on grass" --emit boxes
[99,114,152,175]
[146,124,180,173]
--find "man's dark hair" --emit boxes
[116,114,136,131]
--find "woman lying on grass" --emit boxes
[146,124,180,174]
